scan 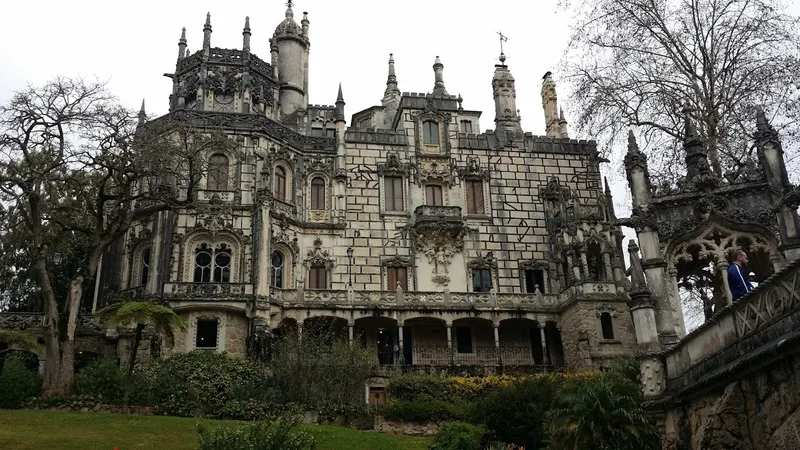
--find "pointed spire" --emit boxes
[285,0,294,20]
[335,83,345,123]
[432,56,448,96]
[178,27,187,61]
[755,106,779,140]
[604,177,611,196]
[628,240,648,292]
[384,53,400,98]
[558,107,569,138]
[138,99,147,126]
[627,129,640,154]
[202,12,212,58]
[242,16,251,57]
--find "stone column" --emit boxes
[602,252,613,281]
[348,321,354,346]
[446,322,453,365]
[540,323,549,366]
[668,267,687,338]
[493,322,501,365]
[255,205,272,297]
[580,250,589,281]
[397,322,405,365]
[717,260,732,305]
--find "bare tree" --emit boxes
[0,77,229,396]
[560,0,800,182]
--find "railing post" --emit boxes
[397,322,405,366]
[446,322,454,365]
[493,322,501,366]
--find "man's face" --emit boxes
[738,252,749,266]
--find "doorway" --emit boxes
[377,328,394,365]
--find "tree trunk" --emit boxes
[127,324,145,377]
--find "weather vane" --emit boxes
[497,31,509,64]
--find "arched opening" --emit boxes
[587,242,604,281]
[422,121,439,145]
[403,317,448,366]
[452,317,494,365]
[302,316,348,347]
[140,247,151,287]
[498,318,539,366]
[310,177,325,211]
[274,166,287,202]
[207,154,229,190]
[193,243,232,283]
[354,316,398,365]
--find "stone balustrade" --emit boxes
[0,312,45,330]
[271,287,560,311]
[163,282,254,299]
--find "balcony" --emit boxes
[413,205,464,226]
[164,282,254,300]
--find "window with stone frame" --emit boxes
[425,184,444,206]
[310,177,326,210]
[460,120,473,133]
[193,244,232,283]
[455,326,473,353]
[207,154,229,191]
[270,251,284,288]
[140,247,152,287]
[195,319,219,349]
[387,266,408,291]
[524,268,546,293]
[600,312,615,339]
[422,120,439,145]
[465,180,485,214]
[384,176,404,211]
[308,264,328,290]
[274,166,287,202]
[472,268,492,292]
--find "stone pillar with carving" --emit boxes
[625,131,678,346]
[627,240,665,398]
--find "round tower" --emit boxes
[272,3,309,117]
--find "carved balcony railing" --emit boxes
[0,313,45,330]
[271,288,560,311]
[366,345,549,367]
[413,205,464,226]
[164,282,254,300]
[663,257,800,392]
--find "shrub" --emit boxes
[0,355,42,408]
[471,377,559,449]
[429,422,487,450]
[269,323,374,407]
[196,415,315,450]
[383,399,468,423]
[147,351,269,418]
[386,374,460,402]
[75,358,126,403]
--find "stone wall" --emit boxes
[664,357,800,450]
[373,415,441,436]
[559,300,636,370]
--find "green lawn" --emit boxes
[0,409,432,450]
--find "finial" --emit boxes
[180,27,187,43]
[432,56,448,96]
[178,27,187,60]
[559,107,565,120]
[205,12,211,28]
[627,129,639,154]
[302,11,309,23]
[285,0,294,18]
[497,31,508,65]
[682,102,699,139]
[337,82,344,102]
[755,106,776,136]
[604,177,611,194]
[138,99,146,126]
[244,16,250,32]
[335,83,345,122]
[628,239,648,291]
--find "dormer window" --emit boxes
[422,121,439,145]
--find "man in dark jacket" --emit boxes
[727,249,754,301]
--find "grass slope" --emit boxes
[0,409,431,450]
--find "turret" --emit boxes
[491,55,523,140]
[541,72,559,137]
[202,12,212,59]
[177,27,187,60]
[432,56,448,96]
[272,1,310,117]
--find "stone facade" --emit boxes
[98,4,639,373]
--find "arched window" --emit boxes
[275,166,287,202]
[310,177,326,210]
[309,263,327,290]
[193,243,232,283]
[270,251,284,288]
[140,247,151,287]
[207,154,229,191]
[422,121,439,145]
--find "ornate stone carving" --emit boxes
[641,357,665,397]
[595,303,618,318]
[457,157,490,180]
[377,152,410,176]
[195,203,234,234]
[304,235,335,269]
[270,223,300,256]
[415,158,455,186]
